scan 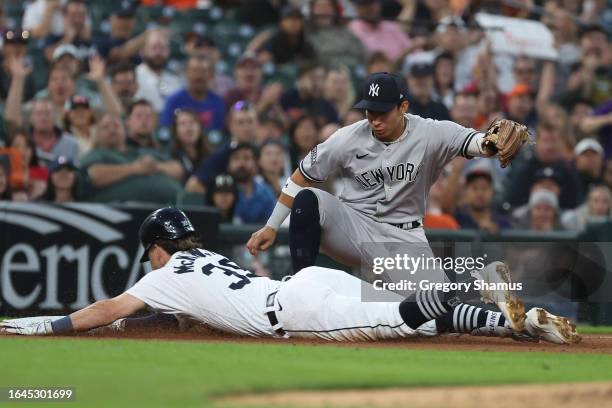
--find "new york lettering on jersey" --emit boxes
[298,114,478,223]
[353,160,424,189]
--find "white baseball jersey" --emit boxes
[126,249,415,341]
[299,114,480,223]
[126,249,281,337]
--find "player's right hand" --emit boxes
[246,226,277,255]
[0,316,62,335]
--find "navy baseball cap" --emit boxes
[113,1,137,18]
[353,72,408,113]
[3,28,30,44]
[211,174,236,193]
[68,94,90,110]
[281,5,303,19]
[533,166,562,185]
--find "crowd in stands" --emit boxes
[0,0,610,234]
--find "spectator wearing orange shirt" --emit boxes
[424,163,460,230]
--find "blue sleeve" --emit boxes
[454,208,477,230]
[233,193,248,222]
[212,96,226,131]
[260,184,277,219]
[280,90,296,111]
[93,37,112,58]
[194,147,230,185]
[498,216,513,230]
[160,96,175,127]
[235,184,277,224]
[43,34,61,49]
[321,99,339,124]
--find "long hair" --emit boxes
[433,52,455,93]
[8,128,40,167]
[325,64,355,117]
[171,110,211,169]
[41,168,79,202]
[63,104,96,130]
[258,139,287,197]
[0,160,12,200]
[155,234,203,256]
[205,174,239,223]
[288,115,319,170]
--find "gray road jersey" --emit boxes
[299,114,481,223]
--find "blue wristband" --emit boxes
[51,316,74,333]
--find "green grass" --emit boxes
[1,337,612,408]
[578,325,612,334]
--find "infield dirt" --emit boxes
[54,326,612,354]
[218,382,612,408]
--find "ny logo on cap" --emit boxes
[369,83,380,97]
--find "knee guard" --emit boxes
[289,189,322,272]
[291,189,320,227]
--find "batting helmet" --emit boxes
[139,207,196,263]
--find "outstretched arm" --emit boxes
[105,313,179,333]
[88,55,125,117]
[69,293,146,332]
[4,55,32,128]
[0,293,146,335]
[460,120,530,167]
[24,0,60,38]
[464,132,495,158]
[107,30,149,64]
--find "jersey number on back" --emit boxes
[200,258,258,290]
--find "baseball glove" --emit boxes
[482,119,530,168]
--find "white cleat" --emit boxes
[524,307,581,345]
[470,261,526,332]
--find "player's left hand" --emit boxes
[482,119,531,168]
[246,226,277,256]
[0,316,63,335]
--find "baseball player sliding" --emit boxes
[245,71,559,340]
[1,208,579,344]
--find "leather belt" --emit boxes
[390,220,422,230]
[265,291,287,338]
